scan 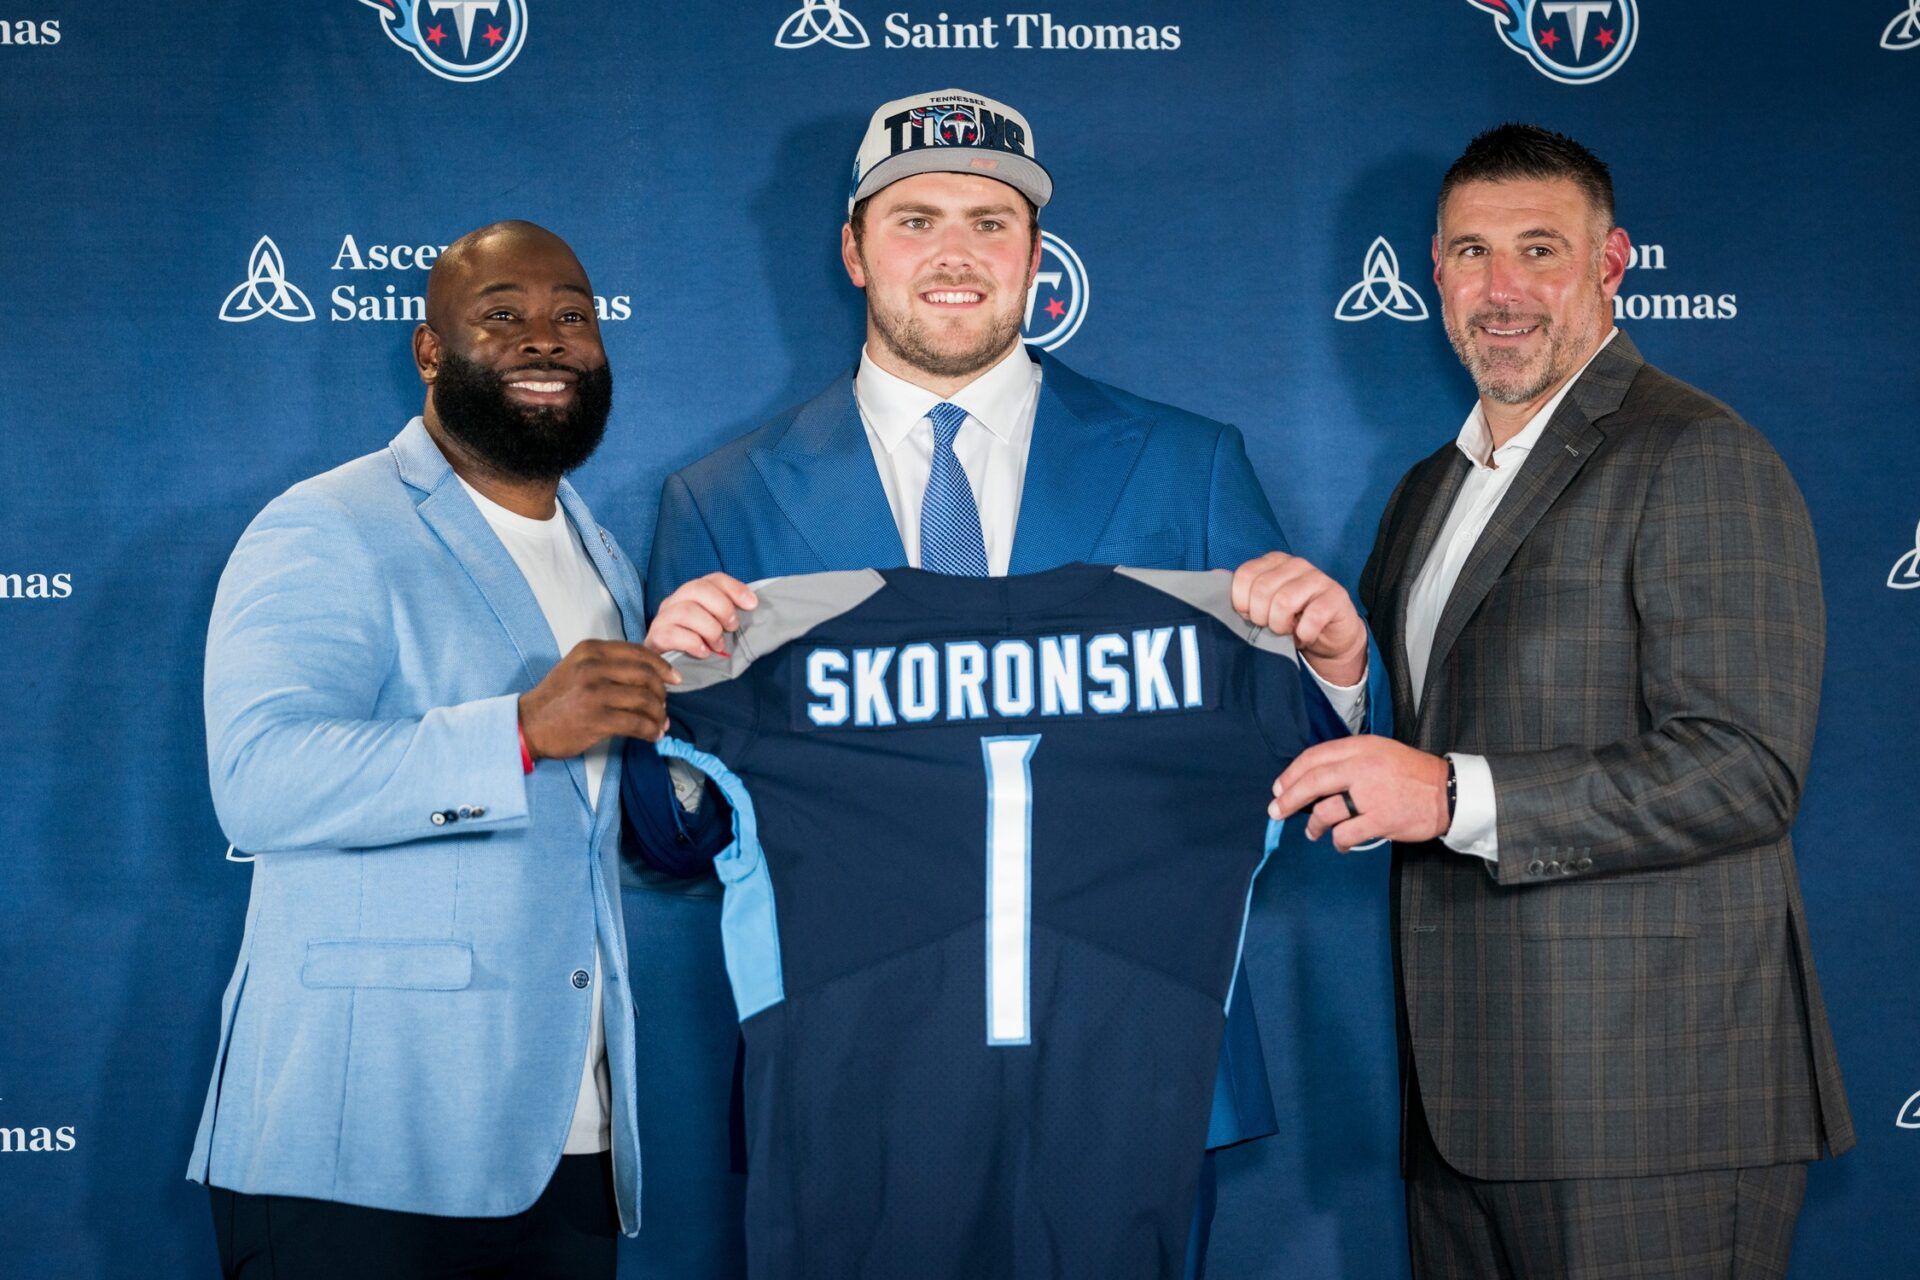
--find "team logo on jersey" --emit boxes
[776,0,871,49]
[1465,0,1637,84]
[1023,231,1089,351]
[220,236,316,323]
[358,0,529,82]
[1884,1,1920,50]
[1888,521,1920,589]
[1335,237,1428,323]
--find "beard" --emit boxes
[1443,301,1606,407]
[864,270,1025,382]
[431,349,614,482]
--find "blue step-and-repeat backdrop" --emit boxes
[3,2,1917,1275]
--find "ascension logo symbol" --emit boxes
[776,0,870,49]
[1465,0,1638,84]
[1884,0,1920,50]
[1022,231,1089,352]
[1888,522,1920,589]
[1335,237,1428,323]
[220,237,316,324]
[358,0,529,82]
[1898,1090,1920,1127]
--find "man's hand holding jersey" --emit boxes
[646,572,761,659]
[518,639,681,755]
[1229,552,1369,688]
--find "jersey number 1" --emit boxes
[982,734,1040,1046]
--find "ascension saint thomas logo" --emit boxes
[776,0,871,50]
[1335,238,1428,323]
[358,0,529,82]
[1465,0,1638,84]
[220,237,315,323]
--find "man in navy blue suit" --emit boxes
[633,88,1373,1275]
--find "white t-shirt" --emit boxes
[461,477,622,1155]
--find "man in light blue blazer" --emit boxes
[189,223,675,1278]
[629,90,1377,1278]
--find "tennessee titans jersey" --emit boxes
[657,563,1308,1280]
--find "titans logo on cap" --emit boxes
[885,98,1029,160]
[1465,0,1637,85]
[358,0,530,83]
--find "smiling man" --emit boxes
[1271,125,1853,1278]
[188,221,671,1278]
[631,88,1371,1277]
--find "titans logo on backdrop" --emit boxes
[656,564,1309,1280]
[358,0,528,81]
[1466,0,1637,83]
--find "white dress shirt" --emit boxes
[1409,329,1617,863]
[856,341,1040,576]
[461,477,619,1155]
[855,344,1366,728]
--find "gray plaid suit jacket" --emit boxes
[1358,330,1854,1182]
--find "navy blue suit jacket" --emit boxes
[630,350,1342,1147]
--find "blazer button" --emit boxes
[430,811,448,826]
[1575,856,1593,872]
[1545,859,1561,874]
[457,805,474,819]
[1527,859,1545,876]
[469,805,486,819]
[571,969,591,989]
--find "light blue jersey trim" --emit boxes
[1224,817,1285,1014]
[654,737,785,1021]
[981,734,1040,1047]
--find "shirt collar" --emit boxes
[1454,327,1618,472]
[855,341,1039,454]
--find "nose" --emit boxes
[1484,252,1525,308]
[519,314,567,359]
[931,224,977,274]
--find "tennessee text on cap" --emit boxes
[848,88,1054,215]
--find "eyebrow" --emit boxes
[1443,228,1573,252]
[474,281,593,299]
[883,202,1019,219]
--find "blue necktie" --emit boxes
[919,402,990,576]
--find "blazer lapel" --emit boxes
[1416,334,1643,729]
[392,418,591,810]
[1008,354,1149,573]
[556,480,646,837]
[748,372,908,572]
[1381,449,1470,733]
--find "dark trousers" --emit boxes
[208,1153,617,1280]
[1405,1095,1806,1280]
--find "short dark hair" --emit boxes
[1437,123,1614,233]
[847,191,1041,254]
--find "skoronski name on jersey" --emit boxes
[796,624,1215,731]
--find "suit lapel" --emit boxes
[1416,333,1643,729]
[1381,449,1470,732]
[1008,354,1148,573]
[557,481,644,837]
[392,419,593,811]
[748,372,908,572]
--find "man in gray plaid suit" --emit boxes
[1269,125,1853,1277]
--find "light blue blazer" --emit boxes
[636,351,1356,1148]
[187,418,646,1233]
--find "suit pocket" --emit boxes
[301,939,474,990]
[1515,876,1697,939]
[1093,531,1186,569]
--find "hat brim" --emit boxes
[848,149,1053,215]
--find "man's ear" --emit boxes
[841,222,867,289]
[413,324,441,384]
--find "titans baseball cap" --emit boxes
[848,88,1053,216]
